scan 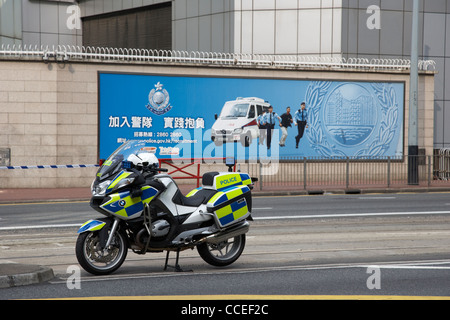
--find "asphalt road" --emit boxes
[2,192,450,228]
[1,192,450,300]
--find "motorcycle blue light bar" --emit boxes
[122,161,133,169]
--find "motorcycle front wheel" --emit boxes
[197,234,246,267]
[75,230,127,275]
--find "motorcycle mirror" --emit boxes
[225,157,235,166]
[225,157,235,172]
[131,188,143,198]
[134,173,145,185]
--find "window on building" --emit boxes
[82,2,171,50]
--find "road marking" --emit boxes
[367,265,450,270]
[47,294,450,300]
[358,196,396,200]
[358,260,450,270]
[2,210,450,231]
[53,259,450,285]
[253,210,450,220]
[48,260,450,301]
[0,200,89,206]
[51,263,366,285]
[0,224,80,231]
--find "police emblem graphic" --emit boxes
[323,83,377,146]
[146,82,172,115]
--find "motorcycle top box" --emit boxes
[76,140,257,275]
[202,171,253,191]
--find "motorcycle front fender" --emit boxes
[77,219,107,234]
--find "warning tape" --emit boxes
[0,164,100,170]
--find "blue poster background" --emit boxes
[98,73,404,160]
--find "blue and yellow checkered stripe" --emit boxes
[106,171,132,192]
[208,185,250,206]
[77,220,106,234]
[207,185,250,227]
[101,186,158,218]
[215,198,248,227]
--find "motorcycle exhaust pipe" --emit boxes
[205,221,249,244]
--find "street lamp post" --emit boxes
[408,0,420,185]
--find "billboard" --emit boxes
[98,72,404,160]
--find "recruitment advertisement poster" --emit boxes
[98,72,404,161]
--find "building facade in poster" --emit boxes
[98,73,404,160]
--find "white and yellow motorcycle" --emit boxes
[76,140,256,275]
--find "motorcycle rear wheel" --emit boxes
[197,234,246,267]
[75,231,127,275]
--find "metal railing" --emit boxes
[0,44,437,72]
[236,155,450,191]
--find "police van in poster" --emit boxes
[211,97,271,148]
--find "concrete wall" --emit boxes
[0,58,435,188]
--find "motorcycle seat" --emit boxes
[173,188,218,207]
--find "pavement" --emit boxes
[0,264,54,289]
[1,183,450,289]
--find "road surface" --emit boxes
[1,192,450,300]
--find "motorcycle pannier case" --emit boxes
[205,173,252,228]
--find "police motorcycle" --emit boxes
[76,140,256,275]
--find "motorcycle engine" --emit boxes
[151,219,170,238]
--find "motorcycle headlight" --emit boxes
[92,180,111,196]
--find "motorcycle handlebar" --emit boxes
[142,166,168,173]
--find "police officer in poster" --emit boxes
[261,106,281,150]
[279,106,293,147]
[294,102,308,149]
[257,110,267,146]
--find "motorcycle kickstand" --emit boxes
[163,249,192,272]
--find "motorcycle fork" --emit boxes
[103,218,120,253]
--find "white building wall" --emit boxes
[172,0,235,53]
[21,0,83,48]
[172,0,343,56]
[235,0,342,56]
[0,0,22,46]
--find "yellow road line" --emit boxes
[47,294,450,300]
